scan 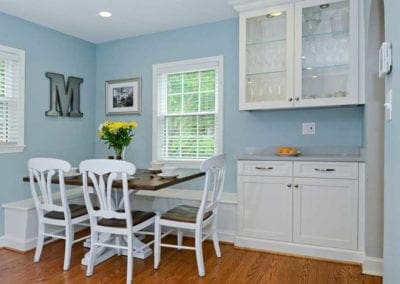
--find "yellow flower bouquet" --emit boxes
[97,121,137,158]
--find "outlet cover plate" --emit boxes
[302,122,316,135]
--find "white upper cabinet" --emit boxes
[236,0,361,110]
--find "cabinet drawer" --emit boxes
[238,161,292,177]
[293,162,358,179]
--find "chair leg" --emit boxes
[177,228,183,251]
[86,230,97,276]
[126,233,133,284]
[195,228,205,277]
[212,219,221,258]
[34,222,45,262]
[63,225,74,270]
[154,216,161,269]
[116,236,121,256]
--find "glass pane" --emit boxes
[167,94,181,113]
[168,73,182,94]
[198,137,215,157]
[245,11,287,104]
[183,72,199,92]
[200,91,215,112]
[181,138,198,158]
[166,116,180,136]
[183,92,199,113]
[200,70,215,91]
[0,60,4,97]
[166,138,180,157]
[301,0,350,100]
[246,73,287,103]
[181,116,197,136]
[198,115,215,136]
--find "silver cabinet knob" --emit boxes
[287,184,292,188]
[295,97,300,101]
[288,97,293,102]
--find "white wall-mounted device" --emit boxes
[384,90,393,122]
[379,42,392,78]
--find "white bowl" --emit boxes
[150,160,164,170]
[161,166,178,176]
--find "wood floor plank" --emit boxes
[0,235,382,284]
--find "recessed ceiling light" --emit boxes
[99,11,112,18]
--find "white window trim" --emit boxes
[152,56,224,168]
[0,44,25,154]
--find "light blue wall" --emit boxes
[95,18,364,193]
[383,0,400,282]
[0,12,96,235]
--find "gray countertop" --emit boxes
[237,146,365,162]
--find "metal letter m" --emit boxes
[45,72,84,117]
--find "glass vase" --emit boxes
[114,147,126,160]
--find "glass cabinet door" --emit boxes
[295,0,357,106]
[240,5,294,109]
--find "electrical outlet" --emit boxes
[302,122,316,135]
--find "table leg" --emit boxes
[81,233,117,266]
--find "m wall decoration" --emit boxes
[45,72,84,117]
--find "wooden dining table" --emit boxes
[22,168,205,191]
[23,168,205,266]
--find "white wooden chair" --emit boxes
[153,154,226,276]
[28,157,90,270]
[79,159,156,284]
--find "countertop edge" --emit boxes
[237,154,365,163]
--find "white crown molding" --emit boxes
[230,0,293,12]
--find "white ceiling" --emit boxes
[0,0,238,43]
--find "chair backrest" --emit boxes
[196,154,226,223]
[28,157,71,218]
[79,159,136,228]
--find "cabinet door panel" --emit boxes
[239,5,294,110]
[294,0,358,107]
[293,178,358,249]
[238,176,293,241]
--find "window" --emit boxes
[153,56,223,167]
[0,44,25,153]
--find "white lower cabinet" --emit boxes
[238,176,293,242]
[237,160,362,258]
[293,178,358,250]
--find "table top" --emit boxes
[23,169,205,191]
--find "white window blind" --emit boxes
[153,56,223,166]
[0,44,25,153]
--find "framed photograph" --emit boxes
[105,77,141,115]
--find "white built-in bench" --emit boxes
[1,187,237,251]
[1,187,85,251]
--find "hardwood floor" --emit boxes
[0,236,382,284]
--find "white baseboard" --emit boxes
[3,236,38,251]
[235,236,365,263]
[362,257,383,276]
